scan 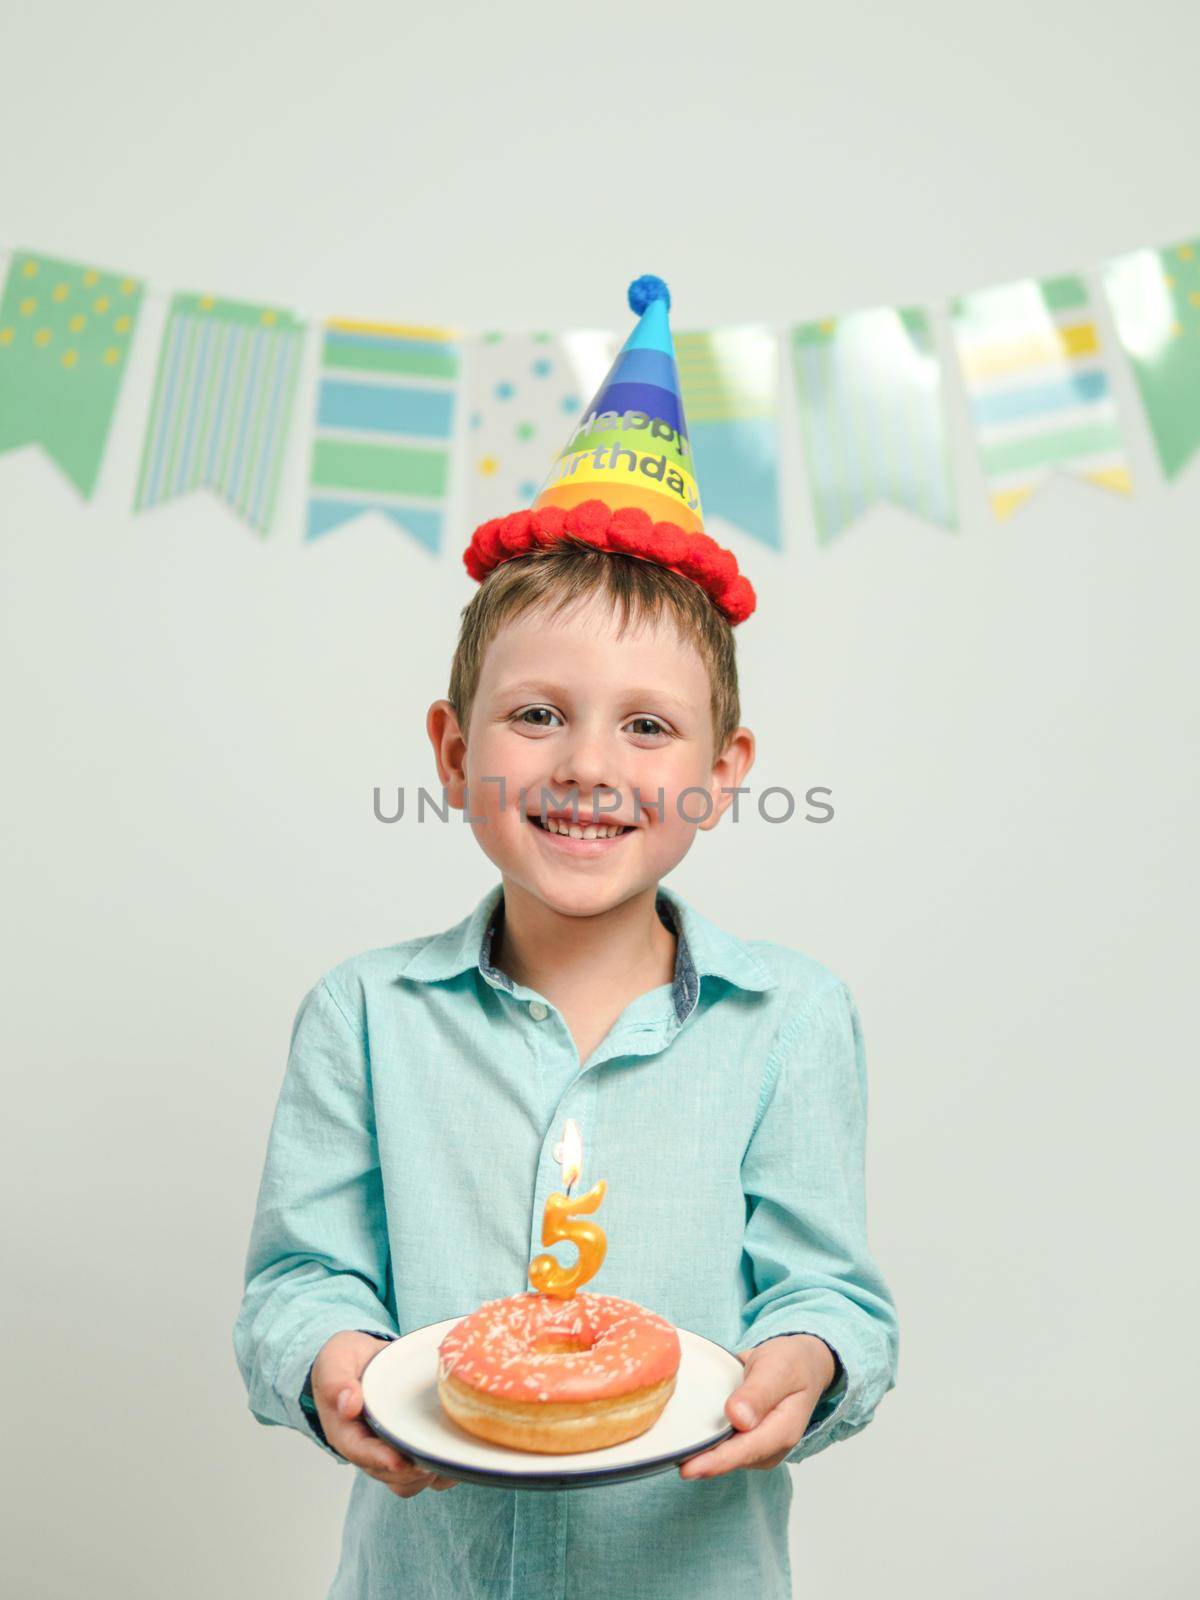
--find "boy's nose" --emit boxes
[547,760,624,814]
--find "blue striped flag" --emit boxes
[133,292,303,533]
[675,325,782,548]
[792,306,956,543]
[306,319,461,550]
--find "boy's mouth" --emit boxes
[527,813,636,841]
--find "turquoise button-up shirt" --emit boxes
[233,879,898,1599]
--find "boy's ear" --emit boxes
[427,700,469,808]
[700,726,755,832]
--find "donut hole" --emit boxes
[530,1335,594,1355]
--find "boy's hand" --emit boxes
[678,1334,837,1479]
[312,1331,460,1496]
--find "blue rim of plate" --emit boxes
[360,1316,739,1491]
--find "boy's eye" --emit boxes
[625,717,669,739]
[513,708,670,739]
[515,706,563,728]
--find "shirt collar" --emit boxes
[398,880,776,1025]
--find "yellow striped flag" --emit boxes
[950,274,1132,520]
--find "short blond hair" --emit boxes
[448,538,742,756]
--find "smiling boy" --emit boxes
[233,277,898,1600]
[433,563,747,1072]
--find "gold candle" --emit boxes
[528,1119,608,1299]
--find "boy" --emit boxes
[233,277,898,1600]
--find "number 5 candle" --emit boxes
[528,1119,607,1300]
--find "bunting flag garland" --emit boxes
[0,249,144,498]
[133,292,303,533]
[1101,234,1200,481]
[950,274,1132,520]
[464,329,616,527]
[306,318,460,550]
[675,325,782,548]
[3,232,1198,552]
[791,306,956,543]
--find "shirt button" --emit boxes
[528,1000,549,1021]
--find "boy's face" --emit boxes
[431,592,753,920]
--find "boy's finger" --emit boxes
[374,1460,437,1486]
[365,1445,429,1479]
[725,1363,800,1431]
[681,1394,808,1477]
[324,1386,430,1478]
[346,1436,411,1475]
[331,1416,413,1475]
[335,1384,361,1418]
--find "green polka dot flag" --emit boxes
[0,249,145,498]
[1103,233,1200,481]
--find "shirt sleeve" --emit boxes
[733,977,899,1466]
[232,977,401,1465]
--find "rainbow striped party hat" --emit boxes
[463,275,756,624]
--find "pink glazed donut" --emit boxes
[436,1290,681,1453]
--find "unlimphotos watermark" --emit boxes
[371,781,835,826]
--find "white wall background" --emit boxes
[3,2,1197,1596]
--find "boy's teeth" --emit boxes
[536,817,628,839]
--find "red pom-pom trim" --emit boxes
[607,506,654,546]
[564,500,611,543]
[531,504,565,544]
[462,497,757,624]
[465,518,506,578]
[499,509,533,552]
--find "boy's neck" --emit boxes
[491,880,678,1009]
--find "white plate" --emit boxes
[360,1314,742,1490]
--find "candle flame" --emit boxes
[552,1118,583,1194]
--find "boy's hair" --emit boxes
[448,537,742,756]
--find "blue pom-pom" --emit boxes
[628,274,671,315]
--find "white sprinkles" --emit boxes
[437,1291,679,1402]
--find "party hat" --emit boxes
[463,275,756,624]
